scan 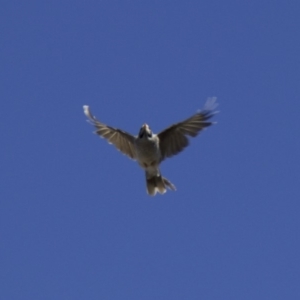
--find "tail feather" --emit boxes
[146,172,176,196]
[146,176,157,196]
[162,177,176,191]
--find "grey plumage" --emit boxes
[83,97,218,196]
[83,105,136,159]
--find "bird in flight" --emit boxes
[83,97,218,196]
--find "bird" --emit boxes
[83,97,218,196]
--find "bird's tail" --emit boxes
[146,171,176,196]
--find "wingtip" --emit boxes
[83,105,89,113]
[83,105,92,119]
[204,97,218,111]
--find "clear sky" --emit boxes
[1,1,300,299]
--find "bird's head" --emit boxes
[138,123,153,139]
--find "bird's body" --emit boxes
[133,124,174,194]
[134,128,160,170]
[83,98,218,196]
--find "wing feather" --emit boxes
[158,98,218,161]
[83,106,136,160]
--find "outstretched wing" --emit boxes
[83,106,136,160]
[158,97,218,161]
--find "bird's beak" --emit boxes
[139,124,149,137]
[141,124,149,132]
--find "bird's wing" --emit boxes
[83,106,136,160]
[157,97,218,161]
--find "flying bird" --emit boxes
[83,98,218,196]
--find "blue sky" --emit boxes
[1,1,300,299]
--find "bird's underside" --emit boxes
[83,97,218,195]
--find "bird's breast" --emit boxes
[134,138,161,168]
